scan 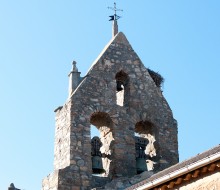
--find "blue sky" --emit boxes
[0,1,220,189]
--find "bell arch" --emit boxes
[135,120,158,173]
[90,112,114,177]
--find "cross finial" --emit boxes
[108,2,123,37]
[108,2,123,21]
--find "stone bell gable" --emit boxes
[42,32,178,190]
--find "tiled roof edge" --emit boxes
[127,144,220,190]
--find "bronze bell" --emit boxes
[92,155,105,174]
[136,157,147,174]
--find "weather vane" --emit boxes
[108,2,123,21]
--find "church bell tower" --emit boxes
[42,3,178,190]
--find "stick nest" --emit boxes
[147,68,164,88]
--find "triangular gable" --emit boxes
[86,32,131,74]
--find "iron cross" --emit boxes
[108,2,123,21]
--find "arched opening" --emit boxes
[115,70,129,107]
[135,121,157,173]
[90,112,114,177]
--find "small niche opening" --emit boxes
[115,70,129,107]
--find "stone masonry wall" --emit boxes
[53,101,72,170]
[42,171,58,190]
[66,32,178,188]
[42,32,178,190]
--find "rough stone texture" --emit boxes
[176,171,220,190]
[42,32,178,190]
[91,171,154,190]
[42,171,59,190]
[54,102,72,170]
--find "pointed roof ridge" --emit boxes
[86,32,130,73]
[114,31,130,45]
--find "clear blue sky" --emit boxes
[0,1,220,189]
